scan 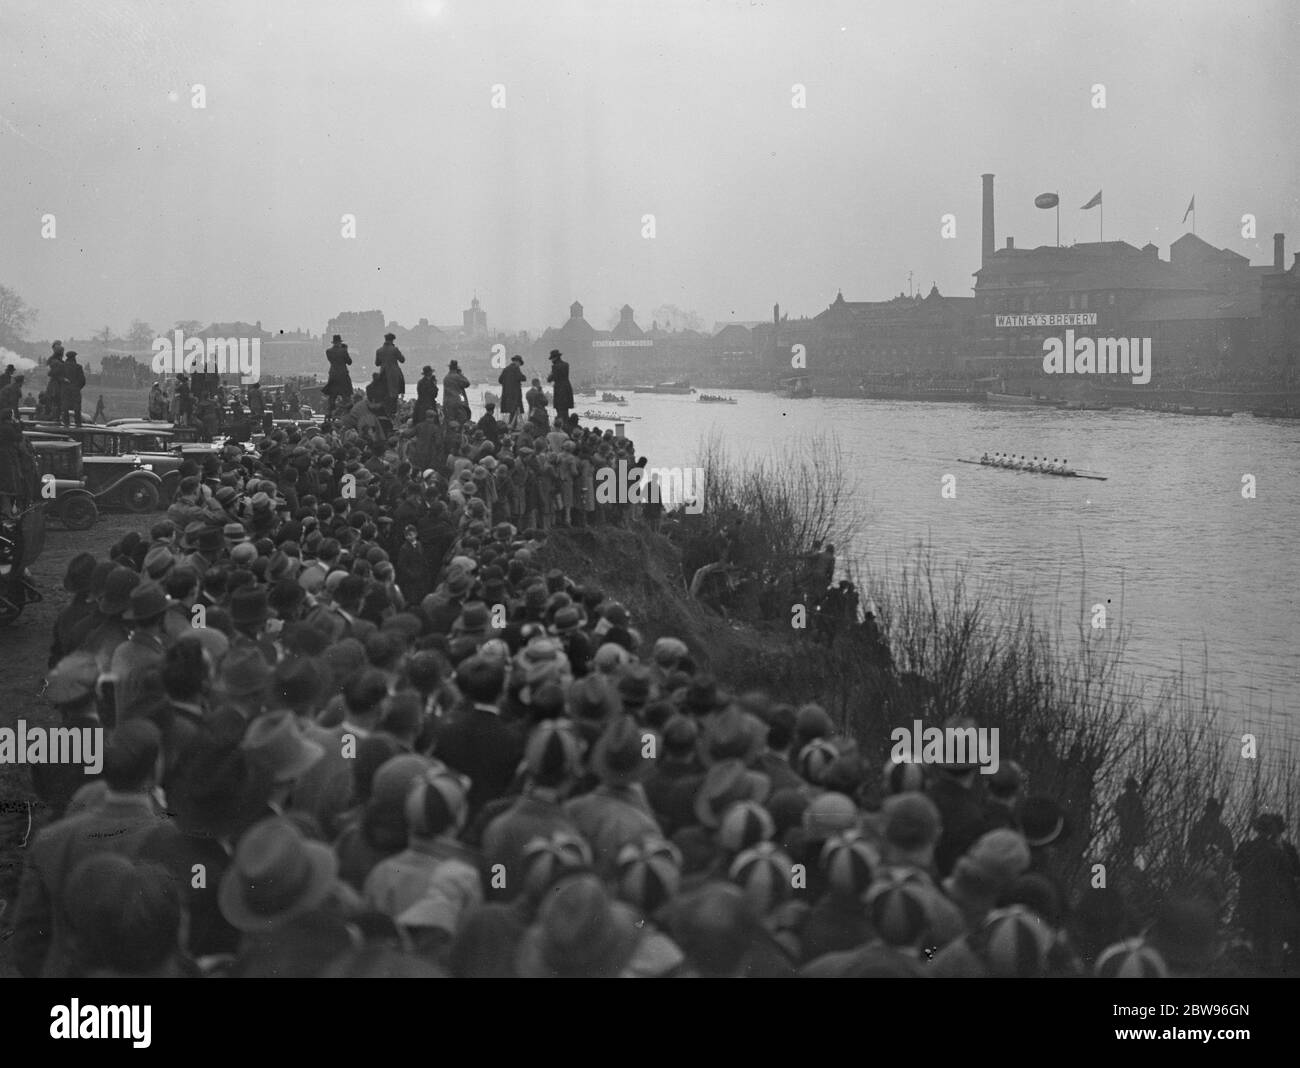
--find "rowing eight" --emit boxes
[956,458,1107,481]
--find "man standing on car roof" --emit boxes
[61,352,86,427]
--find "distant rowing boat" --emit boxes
[698,393,737,404]
[581,410,641,422]
[956,458,1107,481]
[985,392,1059,407]
[1134,402,1234,416]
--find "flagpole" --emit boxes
[1100,199,1104,242]
[1056,192,1060,247]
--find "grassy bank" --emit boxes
[540,433,1299,931]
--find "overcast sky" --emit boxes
[2,0,1297,340]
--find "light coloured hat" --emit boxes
[143,546,176,580]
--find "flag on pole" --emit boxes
[1182,195,1195,223]
[1081,190,1102,210]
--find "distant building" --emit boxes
[198,320,274,342]
[610,304,646,341]
[814,287,972,372]
[326,310,386,352]
[713,324,756,367]
[463,296,487,338]
[1262,235,1300,371]
[384,318,444,349]
[971,173,1286,377]
[533,300,605,367]
[531,301,736,381]
[750,288,972,378]
[752,304,820,373]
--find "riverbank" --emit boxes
[541,517,1297,946]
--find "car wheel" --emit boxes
[60,495,98,530]
[124,480,160,513]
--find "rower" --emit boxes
[981,451,990,463]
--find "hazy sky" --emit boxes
[2,0,1297,340]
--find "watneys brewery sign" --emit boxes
[996,313,1097,327]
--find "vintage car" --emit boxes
[108,424,223,472]
[116,425,221,461]
[26,432,163,513]
[17,405,97,425]
[24,439,100,530]
[34,424,224,501]
[106,418,209,445]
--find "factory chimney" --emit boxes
[982,174,995,264]
[1274,233,1285,271]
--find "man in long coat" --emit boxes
[547,349,573,423]
[443,361,471,425]
[375,333,406,417]
[1234,813,1300,972]
[60,352,86,427]
[498,355,526,427]
[324,334,353,415]
[44,347,66,421]
[415,366,439,424]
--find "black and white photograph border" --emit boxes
[0,0,1296,1006]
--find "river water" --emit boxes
[460,387,1300,735]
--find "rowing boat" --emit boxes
[985,392,1059,407]
[956,458,1107,481]
[581,410,641,422]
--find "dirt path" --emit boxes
[0,512,150,975]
